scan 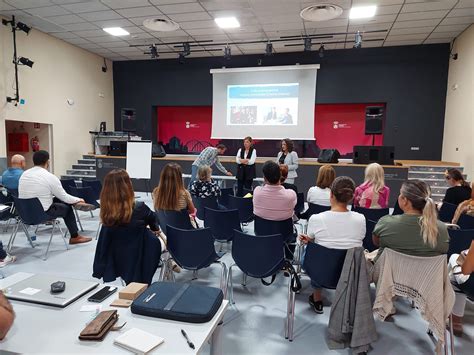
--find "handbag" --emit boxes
[78,310,124,341]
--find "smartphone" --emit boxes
[87,286,117,303]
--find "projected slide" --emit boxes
[227,83,298,126]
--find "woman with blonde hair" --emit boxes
[307,165,336,206]
[153,163,195,214]
[190,165,221,199]
[372,180,449,263]
[354,163,390,209]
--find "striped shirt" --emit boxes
[192,147,227,174]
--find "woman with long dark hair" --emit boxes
[276,138,299,184]
[443,168,471,206]
[235,136,257,196]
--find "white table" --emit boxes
[0,273,228,354]
[182,174,264,188]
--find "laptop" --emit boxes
[4,274,98,308]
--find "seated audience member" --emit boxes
[449,240,474,336]
[443,168,472,206]
[189,165,221,199]
[280,164,298,194]
[0,242,15,268]
[372,180,449,263]
[18,150,93,244]
[1,154,25,191]
[153,163,195,215]
[253,160,296,221]
[307,165,336,206]
[0,292,14,340]
[353,163,390,209]
[452,182,474,224]
[300,176,365,314]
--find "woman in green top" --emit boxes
[372,180,449,262]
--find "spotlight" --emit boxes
[178,52,186,64]
[318,44,324,58]
[224,45,231,60]
[304,37,312,52]
[2,19,11,26]
[265,42,273,56]
[354,31,362,48]
[150,44,159,59]
[18,57,34,67]
[6,96,15,103]
[182,42,191,56]
[16,22,31,34]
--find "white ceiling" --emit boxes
[1,0,473,61]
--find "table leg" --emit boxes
[210,320,223,355]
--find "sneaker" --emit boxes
[308,295,323,314]
[0,254,17,268]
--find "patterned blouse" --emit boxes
[353,182,390,209]
[190,180,221,199]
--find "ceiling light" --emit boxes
[18,57,34,67]
[103,27,129,36]
[224,45,231,60]
[214,17,240,29]
[354,31,362,48]
[349,5,376,19]
[304,37,312,52]
[265,42,273,56]
[318,44,324,58]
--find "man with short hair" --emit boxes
[189,144,232,187]
[1,154,25,191]
[253,160,297,221]
[19,150,93,244]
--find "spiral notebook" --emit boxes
[114,328,164,354]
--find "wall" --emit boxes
[442,24,474,179]
[113,44,450,161]
[0,17,114,175]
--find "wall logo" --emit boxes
[333,121,351,129]
[185,121,200,129]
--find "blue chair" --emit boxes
[447,229,474,257]
[204,208,241,246]
[228,230,285,304]
[70,186,99,208]
[193,196,218,221]
[458,214,474,230]
[392,200,403,215]
[228,195,254,224]
[60,178,77,194]
[303,203,331,219]
[165,226,227,294]
[254,216,296,261]
[438,202,458,223]
[294,192,305,215]
[157,209,195,235]
[82,180,102,201]
[219,188,234,208]
[9,197,69,260]
[353,206,389,222]
[363,219,378,252]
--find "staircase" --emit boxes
[408,165,467,203]
[60,154,97,182]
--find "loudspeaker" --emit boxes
[121,108,136,132]
[109,141,127,156]
[318,149,340,163]
[152,143,166,157]
[365,106,384,135]
[353,145,395,165]
[99,121,106,132]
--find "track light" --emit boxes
[16,22,31,34]
[182,42,191,56]
[265,42,273,56]
[224,45,231,60]
[178,53,186,64]
[150,44,159,59]
[318,44,324,58]
[304,37,312,52]
[354,31,362,48]
[2,19,11,26]
[17,57,34,67]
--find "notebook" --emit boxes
[114,328,164,354]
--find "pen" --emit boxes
[144,293,156,303]
[181,329,195,349]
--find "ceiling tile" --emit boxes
[100,0,152,9]
[385,33,429,41]
[392,18,441,28]
[349,14,398,25]
[227,32,267,40]
[423,38,451,44]
[79,10,123,21]
[375,4,403,15]
[179,19,217,30]
[447,8,474,17]
[383,39,422,46]
[122,26,146,34]
[397,10,449,21]
[115,6,161,18]
[51,31,78,39]
[61,22,99,31]
[428,31,460,39]
[157,2,204,14]
[61,1,109,13]
[262,22,304,32]
[200,1,251,11]
[67,37,92,44]
[402,1,458,12]
[389,26,436,35]
[306,18,349,29]
[0,3,14,11]
[149,0,198,5]
[89,35,126,43]
[348,23,391,32]
[25,5,70,17]
[456,0,474,9]
[100,41,130,48]
[93,18,134,28]
[76,42,103,49]
[186,27,225,35]
[192,34,230,42]
[258,14,303,25]
[45,14,85,24]
[4,0,54,9]
[72,29,106,37]
[434,24,471,32]
[167,11,212,22]
[440,16,473,25]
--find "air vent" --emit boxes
[300,4,343,22]
[143,18,180,32]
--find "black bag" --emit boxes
[131,282,223,323]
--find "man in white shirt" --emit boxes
[19,150,93,244]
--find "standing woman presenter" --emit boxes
[276,138,298,184]
[235,136,257,196]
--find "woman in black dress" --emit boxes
[443,168,472,206]
[235,136,257,197]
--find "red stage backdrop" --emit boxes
[157,103,384,156]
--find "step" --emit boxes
[66,169,96,177]
[409,166,463,173]
[409,172,447,179]
[72,164,96,170]
[78,159,96,165]
[83,154,96,160]
[60,175,97,181]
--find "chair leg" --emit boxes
[43,223,56,261]
[448,313,455,355]
[58,221,69,250]
[228,265,235,305]
[7,221,20,252]
[216,261,228,299]
[34,225,39,234]
[21,223,35,248]
[90,210,94,218]
[289,284,296,341]
[241,273,247,287]
[74,209,84,232]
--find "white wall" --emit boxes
[0,17,114,175]
[442,24,474,180]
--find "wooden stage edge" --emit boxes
[93,155,460,168]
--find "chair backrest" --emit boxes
[306,203,331,218]
[0,190,13,205]
[82,180,102,201]
[193,196,218,220]
[60,179,77,195]
[438,202,458,223]
[458,214,474,230]
[254,215,294,242]
[228,195,254,223]
[219,188,234,208]
[69,186,99,207]
[6,188,18,197]
[242,187,253,196]
[157,209,194,235]
[447,228,474,257]
[294,192,304,214]
[232,230,285,278]
[363,219,378,252]
[302,243,347,289]
[353,206,389,222]
[392,200,403,215]
[166,225,218,270]
[12,196,49,225]
[204,208,241,241]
